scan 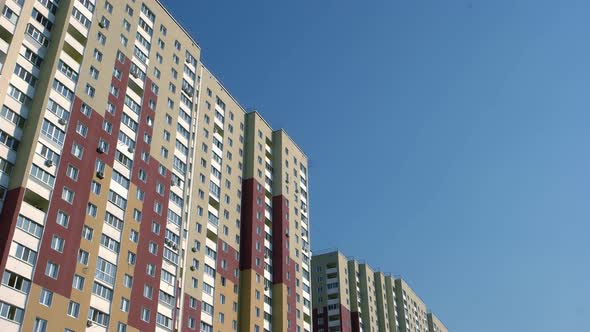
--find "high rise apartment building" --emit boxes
[0,1,311,331]
[427,313,448,332]
[311,251,447,332]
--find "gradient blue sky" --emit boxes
[163,1,589,330]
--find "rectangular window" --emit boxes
[0,301,24,323]
[16,214,43,238]
[100,234,120,253]
[67,301,80,318]
[92,282,113,300]
[95,257,116,286]
[50,235,65,253]
[53,79,74,101]
[81,225,93,240]
[41,119,65,145]
[72,274,85,290]
[44,261,59,279]
[2,270,31,293]
[77,249,89,265]
[88,307,110,327]
[120,297,130,312]
[57,60,78,83]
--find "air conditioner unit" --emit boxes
[264,254,269,259]
[131,70,139,78]
[58,118,67,125]
[171,180,176,187]
[264,286,269,291]
[128,146,134,153]
[44,159,54,167]
[191,247,197,253]
[172,244,178,250]
[98,21,105,28]
[87,320,93,327]
[190,266,196,271]
[186,58,191,63]
[96,171,105,179]
[97,146,105,154]
[285,230,289,237]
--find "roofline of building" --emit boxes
[201,65,308,158]
[155,0,201,50]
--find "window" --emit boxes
[110,85,119,97]
[71,7,91,28]
[1,105,25,128]
[99,16,110,29]
[143,284,153,299]
[93,49,103,62]
[120,297,130,312]
[146,263,156,277]
[50,235,65,253]
[91,181,101,195]
[82,225,93,240]
[123,19,131,32]
[162,269,175,285]
[104,1,113,13]
[26,23,49,47]
[77,249,89,265]
[76,121,88,137]
[108,190,127,210]
[67,301,80,318]
[156,290,174,309]
[141,307,150,322]
[95,257,116,286]
[90,65,100,78]
[88,307,110,327]
[2,270,31,293]
[130,229,139,243]
[101,234,120,253]
[62,187,74,204]
[66,165,78,180]
[41,119,65,145]
[45,262,59,279]
[87,203,97,217]
[14,64,38,86]
[148,241,158,255]
[71,142,84,159]
[72,274,85,290]
[120,34,128,46]
[16,215,43,238]
[85,84,95,97]
[124,274,133,288]
[92,282,113,300]
[0,301,23,323]
[33,318,47,332]
[127,251,136,265]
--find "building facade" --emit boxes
[427,313,448,332]
[0,0,311,331]
[311,251,447,332]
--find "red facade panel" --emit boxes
[0,187,25,272]
[239,178,265,275]
[127,76,173,331]
[181,293,201,331]
[217,239,239,285]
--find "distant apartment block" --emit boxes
[0,0,311,331]
[311,251,447,332]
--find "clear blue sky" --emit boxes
[163,1,590,330]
